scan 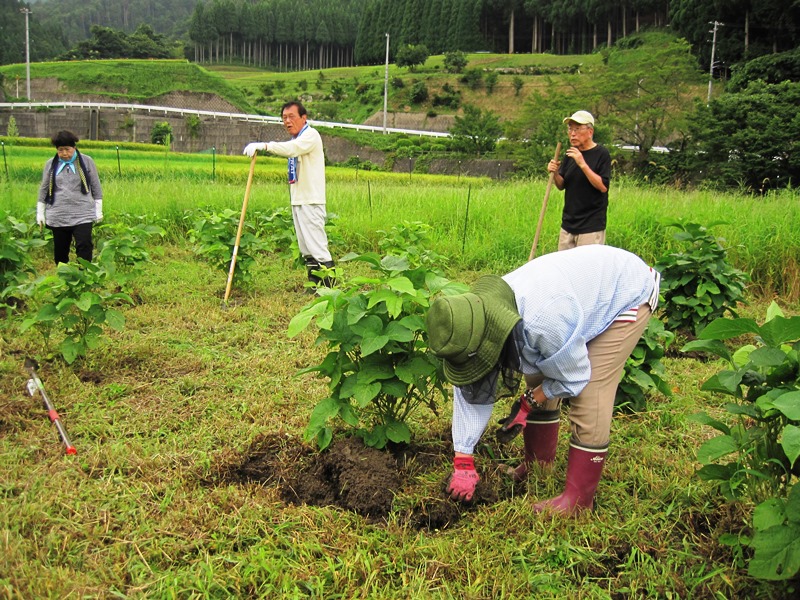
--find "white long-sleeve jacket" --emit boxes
[266,125,326,207]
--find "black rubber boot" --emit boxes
[319,260,336,288]
[305,258,322,289]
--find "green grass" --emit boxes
[0,239,793,597]
[4,142,800,299]
[0,59,253,112]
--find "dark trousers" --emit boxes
[49,222,94,264]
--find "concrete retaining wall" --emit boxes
[0,104,516,179]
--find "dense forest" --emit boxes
[2,0,799,71]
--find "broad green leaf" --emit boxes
[766,301,785,321]
[380,255,409,272]
[748,523,800,580]
[381,379,408,398]
[732,344,757,368]
[358,359,395,383]
[772,391,800,420]
[753,498,786,531]
[287,301,329,337]
[760,316,800,347]
[695,463,736,482]
[697,434,738,464]
[749,347,789,368]
[385,420,411,444]
[700,370,743,395]
[61,338,81,364]
[367,289,403,318]
[361,334,389,357]
[353,381,381,406]
[339,375,358,399]
[351,314,384,338]
[384,321,414,343]
[681,339,732,362]
[781,424,800,468]
[34,303,60,323]
[386,276,416,296]
[698,318,760,340]
[688,412,731,435]
[396,356,434,385]
[105,309,125,331]
[626,369,656,390]
[307,396,341,430]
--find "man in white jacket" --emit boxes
[244,101,334,288]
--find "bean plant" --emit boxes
[0,212,47,312]
[19,259,132,364]
[683,301,800,580]
[615,317,674,412]
[655,221,749,337]
[288,222,467,450]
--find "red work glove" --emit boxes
[496,390,534,444]
[446,455,479,502]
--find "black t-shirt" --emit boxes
[558,144,611,234]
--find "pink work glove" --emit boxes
[446,455,479,502]
[496,390,534,444]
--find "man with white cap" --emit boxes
[426,245,660,515]
[547,110,611,251]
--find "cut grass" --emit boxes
[1,236,795,597]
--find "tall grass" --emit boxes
[3,143,800,298]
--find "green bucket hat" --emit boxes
[426,275,521,386]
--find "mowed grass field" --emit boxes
[1,142,798,598]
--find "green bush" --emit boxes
[150,121,173,145]
[288,227,467,450]
[683,301,800,581]
[655,221,749,337]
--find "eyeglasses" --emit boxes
[282,113,301,122]
[567,125,588,133]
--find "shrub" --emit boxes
[150,121,173,145]
[443,51,468,74]
[288,226,467,450]
[683,301,800,581]
[410,81,428,104]
[655,221,749,337]
[615,317,674,411]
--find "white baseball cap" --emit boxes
[563,110,595,126]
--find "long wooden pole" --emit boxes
[223,153,257,304]
[528,142,562,261]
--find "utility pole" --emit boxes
[383,33,390,134]
[707,21,723,104]
[20,7,32,100]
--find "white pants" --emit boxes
[292,204,332,263]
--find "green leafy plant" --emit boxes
[151,121,173,145]
[655,221,749,336]
[0,212,47,311]
[95,220,166,291]
[288,246,467,450]
[187,208,268,289]
[19,260,133,364]
[683,301,800,581]
[615,317,674,411]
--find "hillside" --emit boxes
[1,52,602,128]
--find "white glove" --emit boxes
[95,199,103,222]
[243,142,267,157]
[36,203,45,226]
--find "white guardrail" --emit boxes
[0,101,452,139]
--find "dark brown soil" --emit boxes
[208,429,518,530]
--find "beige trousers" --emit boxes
[526,303,652,448]
[558,228,606,251]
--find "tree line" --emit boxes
[187,0,361,70]
[2,0,799,71]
